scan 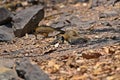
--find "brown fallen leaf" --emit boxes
[82,52,102,59]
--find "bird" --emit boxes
[52,30,87,44]
[58,30,79,42]
[51,30,88,45]
[34,25,65,39]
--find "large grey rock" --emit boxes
[0,24,15,41]
[15,58,50,80]
[13,5,44,37]
[0,7,13,25]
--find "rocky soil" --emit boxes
[0,0,120,80]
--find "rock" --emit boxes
[0,24,15,41]
[101,22,112,26]
[89,0,110,8]
[99,10,119,18]
[111,19,120,27]
[0,30,14,41]
[13,5,44,37]
[70,16,96,28]
[77,0,89,3]
[51,20,70,28]
[0,7,13,25]
[0,59,15,69]
[106,0,120,6]
[15,58,50,80]
[68,37,88,45]
[89,0,99,8]
[27,0,39,5]
[0,66,19,80]
[89,0,119,8]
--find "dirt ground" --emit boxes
[0,0,120,80]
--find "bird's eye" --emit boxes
[61,36,64,41]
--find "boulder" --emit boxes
[13,5,44,37]
[15,58,50,80]
[0,7,13,25]
[0,24,15,41]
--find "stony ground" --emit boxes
[0,0,120,80]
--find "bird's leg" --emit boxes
[34,32,38,40]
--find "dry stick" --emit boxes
[44,12,63,20]
[44,9,73,20]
